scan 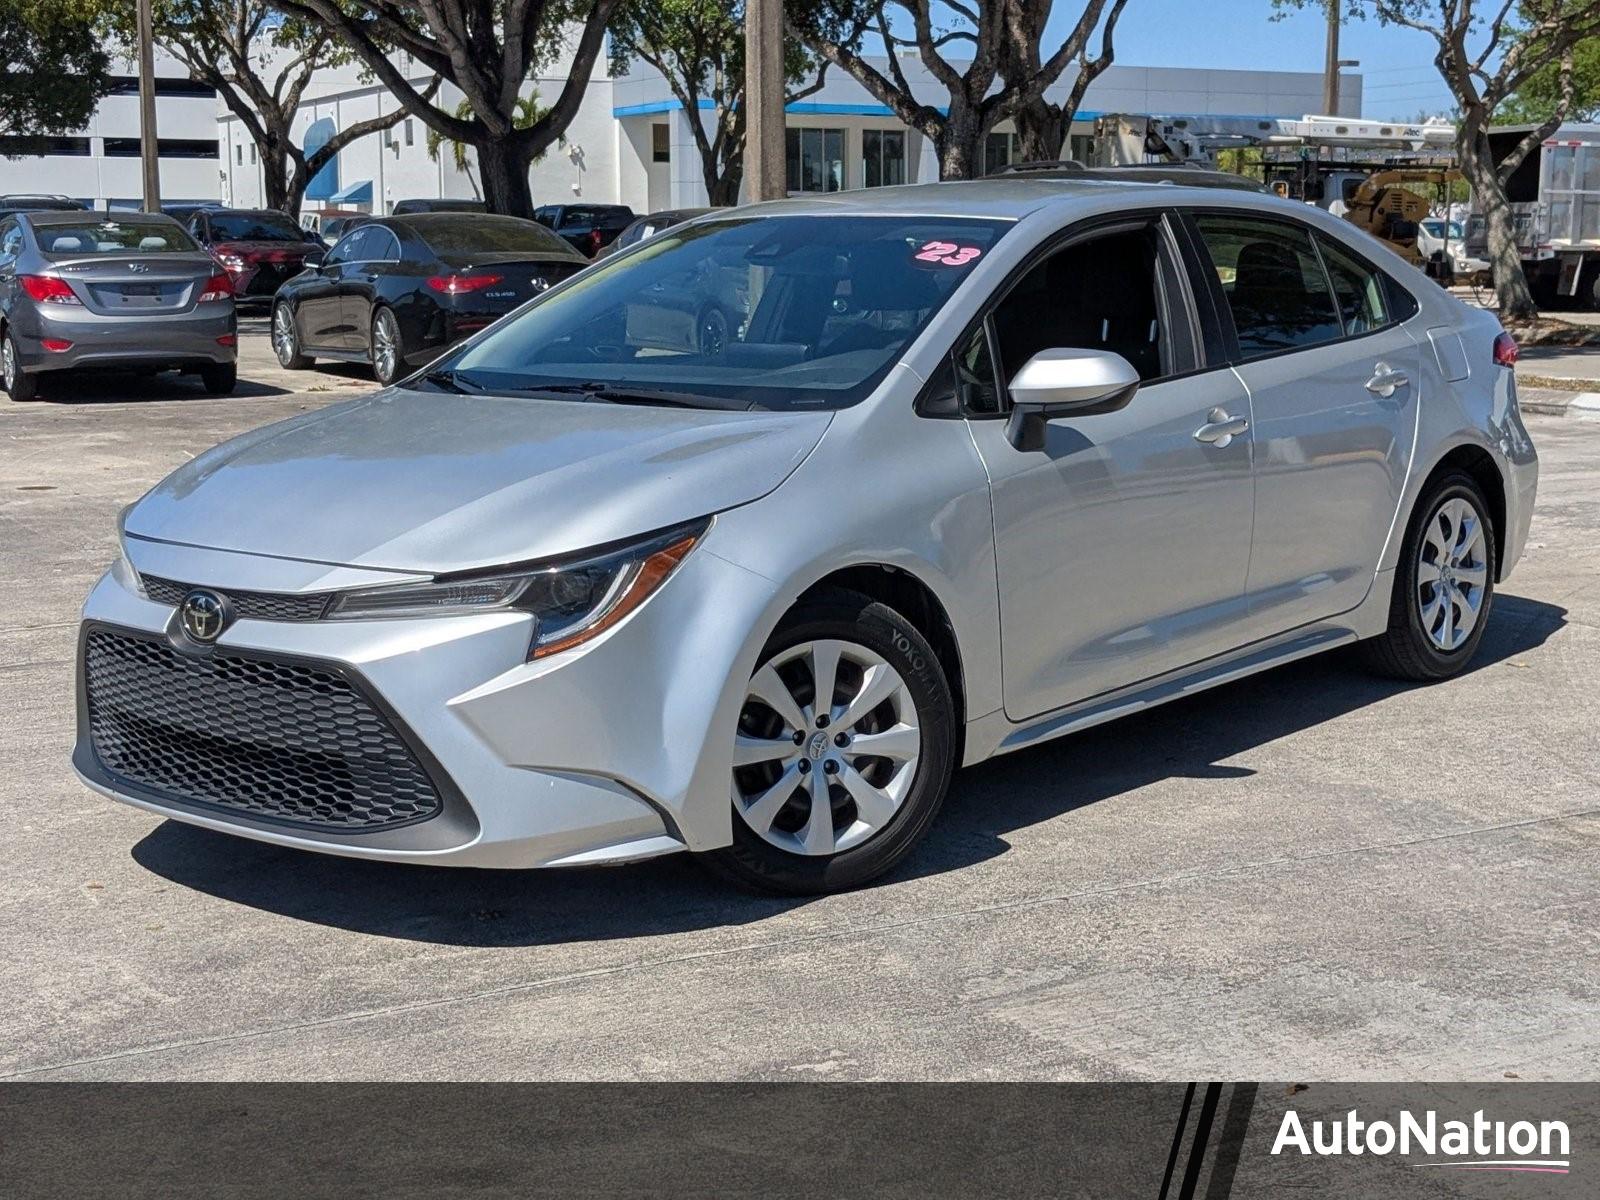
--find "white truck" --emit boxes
[1465,123,1600,308]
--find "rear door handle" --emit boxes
[1365,363,1410,397]
[1194,407,1249,448]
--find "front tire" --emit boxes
[370,306,404,386]
[272,302,312,369]
[2,331,39,401]
[702,588,956,894]
[1361,471,1496,680]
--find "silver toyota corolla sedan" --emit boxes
[73,179,1538,894]
[1,211,237,401]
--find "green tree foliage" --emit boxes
[272,0,619,217]
[609,0,826,204]
[0,0,113,140]
[99,0,427,215]
[1502,28,1600,122]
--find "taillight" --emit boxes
[19,275,81,305]
[1493,331,1519,367]
[586,229,603,256]
[198,273,233,302]
[215,333,237,347]
[40,338,73,352]
[426,273,504,295]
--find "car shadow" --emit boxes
[39,372,293,403]
[130,593,1567,946]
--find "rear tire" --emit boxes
[272,302,313,370]
[199,363,237,396]
[2,331,39,402]
[701,588,956,895]
[1360,471,1496,681]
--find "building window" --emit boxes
[404,119,414,147]
[786,127,844,194]
[104,137,218,159]
[0,135,90,157]
[651,123,670,164]
[862,129,905,188]
[984,131,1019,176]
[1068,133,1094,164]
[249,144,257,165]
[236,143,243,165]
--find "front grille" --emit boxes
[83,628,443,831]
[142,575,332,622]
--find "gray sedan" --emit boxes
[74,179,1537,894]
[0,210,236,401]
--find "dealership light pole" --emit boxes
[745,0,785,201]
[136,0,161,211]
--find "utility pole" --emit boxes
[745,0,785,201]
[136,0,161,212]
[1322,0,1341,116]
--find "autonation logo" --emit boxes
[1272,1108,1572,1175]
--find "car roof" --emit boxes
[726,176,1287,221]
[21,209,182,226]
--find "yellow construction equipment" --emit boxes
[1342,168,1462,267]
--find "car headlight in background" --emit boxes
[327,521,707,659]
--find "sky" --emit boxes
[1042,0,1458,121]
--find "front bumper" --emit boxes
[74,533,774,868]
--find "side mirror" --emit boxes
[1005,348,1140,451]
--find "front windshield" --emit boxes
[210,212,303,242]
[425,214,1009,410]
[35,219,198,257]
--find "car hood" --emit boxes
[123,390,831,573]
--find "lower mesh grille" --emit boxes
[83,628,443,831]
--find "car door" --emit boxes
[1184,211,1421,637]
[298,227,369,349]
[0,219,22,315]
[959,213,1257,721]
[340,225,399,347]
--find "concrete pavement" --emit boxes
[1,334,1596,1081]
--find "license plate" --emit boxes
[119,284,161,299]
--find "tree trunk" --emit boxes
[708,164,743,207]
[476,143,535,218]
[937,107,985,180]
[1014,100,1066,163]
[261,149,292,214]
[1458,125,1539,321]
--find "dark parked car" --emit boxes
[270,212,587,385]
[533,204,636,257]
[391,198,487,215]
[0,210,235,401]
[601,207,721,258]
[0,195,88,218]
[186,208,325,303]
[160,202,223,226]
[317,214,371,246]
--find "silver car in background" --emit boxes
[1,211,236,401]
[74,179,1537,894]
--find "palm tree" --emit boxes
[427,93,561,196]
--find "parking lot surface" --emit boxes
[2,331,1597,1081]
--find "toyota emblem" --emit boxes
[179,589,230,644]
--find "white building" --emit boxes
[2,38,1359,215]
[0,50,220,208]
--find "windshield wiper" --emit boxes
[481,381,754,411]
[416,368,481,394]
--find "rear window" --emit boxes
[34,219,198,257]
[559,207,633,229]
[414,215,576,256]
[208,212,303,241]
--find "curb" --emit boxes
[1519,387,1600,416]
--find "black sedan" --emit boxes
[269,213,588,385]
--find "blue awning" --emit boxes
[329,179,372,204]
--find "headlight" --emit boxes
[326,521,706,658]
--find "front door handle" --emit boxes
[1194,407,1249,448]
[1365,363,1411,397]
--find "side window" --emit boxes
[325,229,363,265]
[1314,232,1388,336]
[0,220,21,258]
[1192,215,1342,360]
[990,225,1179,387]
[368,229,401,262]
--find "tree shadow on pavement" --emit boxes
[130,593,1567,946]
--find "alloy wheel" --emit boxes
[698,308,728,357]
[373,310,399,381]
[732,639,923,857]
[1418,495,1489,651]
[2,337,15,391]
[272,306,296,365]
